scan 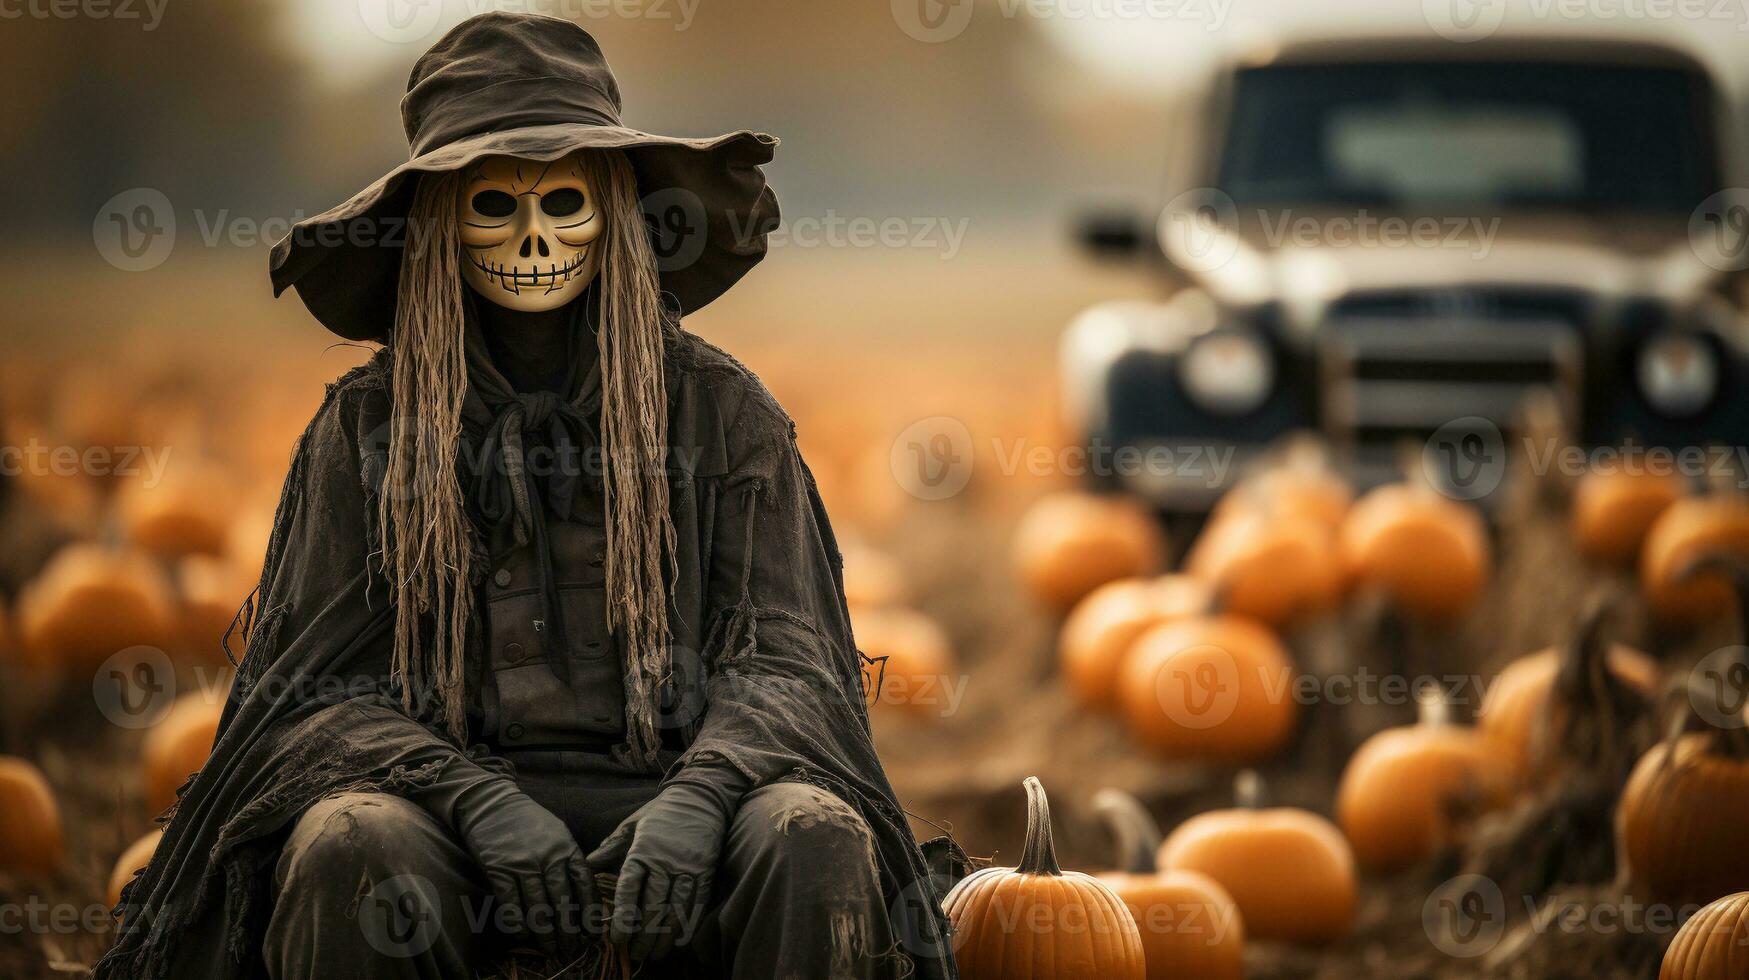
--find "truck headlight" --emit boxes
[1180,330,1273,415]
[1637,333,1718,418]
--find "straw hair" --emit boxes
[384,171,473,737]
[579,148,676,761]
[383,150,675,756]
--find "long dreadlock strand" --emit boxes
[383,170,473,739]
[580,149,677,762]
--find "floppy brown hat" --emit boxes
[269,11,780,342]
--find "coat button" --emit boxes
[493,568,512,588]
[504,642,524,663]
[505,723,526,741]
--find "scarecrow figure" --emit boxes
[97,13,959,980]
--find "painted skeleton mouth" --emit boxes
[466,246,591,295]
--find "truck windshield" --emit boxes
[1217,60,1713,212]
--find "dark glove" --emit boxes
[441,765,592,962]
[586,779,732,961]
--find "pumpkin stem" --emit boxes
[1553,589,1617,708]
[1280,433,1329,474]
[1093,789,1164,875]
[1416,683,1450,728]
[1705,444,1744,494]
[1018,777,1063,876]
[1235,769,1266,810]
[1672,554,1749,759]
[1376,603,1410,684]
[1204,578,1231,618]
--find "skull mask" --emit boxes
[458,153,604,312]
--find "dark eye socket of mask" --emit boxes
[470,190,516,218]
[540,188,586,218]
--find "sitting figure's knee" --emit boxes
[277,794,439,894]
[741,783,880,890]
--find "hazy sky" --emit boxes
[286,0,1749,93]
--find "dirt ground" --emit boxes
[0,464,1732,978]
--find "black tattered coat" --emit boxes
[94,326,958,980]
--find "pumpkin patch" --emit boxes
[140,693,225,815]
[1157,773,1356,945]
[1661,891,1749,980]
[0,756,64,878]
[1641,496,1749,621]
[1012,491,1166,611]
[1119,615,1298,762]
[944,778,1146,979]
[1336,689,1509,870]
[1093,789,1245,980]
[16,543,174,672]
[1339,484,1490,620]
[107,829,164,908]
[1059,575,1210,710]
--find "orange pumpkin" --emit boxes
[1158,772,1355,944]
[175,555,255,665]
[1477,598,1660,788]
[1215,451,1352,530]
[107,829,165,907]
[141,693,225,814]
[17,543,174,672]
[0,756,64,877]
[1336,690,1510,870]
[854,607,958,720]
[1661,891,1749,980]
[1641,496,1749,621]
[1573,467,1686,565]
[116,459,240,558]
[1013,492,1165,611]
[1059,576,1210,710]
[1339,484,1490,620]
[1620,731,1749,908]
[11,459,104,535]
[1120,615,1297,762]
[944,777,1145,979]
[1621,558,1749,906]
[1186,507,1341,626]
[1093,789,1245,980]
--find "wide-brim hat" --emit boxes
[269,12,779,342]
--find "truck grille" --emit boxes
[1320,316,1582,481]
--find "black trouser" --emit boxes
[263,781,894,979]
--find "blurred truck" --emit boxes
[1064,34,1749,512]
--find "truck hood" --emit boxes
[1172,208,1722,327]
